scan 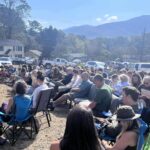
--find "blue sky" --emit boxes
[28,0,150,29]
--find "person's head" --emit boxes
[131,73,142,87]
[36,71,45,85]
[114,106,139,137]
[127,71,133,79]
[28,65,32,72]
[79,69,84,75]
[31,70,37,77]
[119,74,129,83]
[122,86,140,105]
[111,74,119,83]
[143,76,150,88]
[94,74,104,88]
[22,65,27,71]
[102,72,108,79]
[14,80,27,95]
[73,69,79,76]
[60,106,101,150]
[66,67,73,75]
[81,72,89,81]
[98,68,103,73]
[53,67,59,74]
[20,68,26,77]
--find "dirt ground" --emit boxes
[0,84,68,150]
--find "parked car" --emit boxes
[129,62,150,73]
[73,59,82,64]
[25,57,35,64]
[85,61,105,69]
[12,57,26,65]
[43,58,76,68]
[0,57,12,65]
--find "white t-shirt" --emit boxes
[32,83,48,108]
[66,75,82,88]
[72,75,82,88]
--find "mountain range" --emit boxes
[64,15,150,38]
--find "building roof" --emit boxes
[0,39,24,46]
[29,50,42,57]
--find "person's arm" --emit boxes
[32,88,39,108]
[71,87,80,92]
[5,98,13,114]
[50,141,60,150]
[102,131,137,150]
[66,77,75,88]
[88,101,96,109]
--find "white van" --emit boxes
[129,63,150,73]
[85,61,105,69]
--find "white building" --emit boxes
[0,39,24,58]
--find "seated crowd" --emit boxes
[0,63,149,150]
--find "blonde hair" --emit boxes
[143,76,150,83]
[117,120,133,140]
[119,74,129,82]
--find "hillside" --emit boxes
[64,15,150,38]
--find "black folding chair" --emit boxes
[33,88,54,127]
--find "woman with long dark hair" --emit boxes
[131,73,142,89]
[50,106,104,150]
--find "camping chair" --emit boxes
[137,118,148,150]
[1,95,37,145]
[33,88,54,127]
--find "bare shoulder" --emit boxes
[50,141,60,150]
[123,131,138,138]
[121,131,138,146]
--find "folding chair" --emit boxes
[33,88,54,127]
[137,118,148,150]
[1,95,37,145]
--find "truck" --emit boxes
[42,58,76,68]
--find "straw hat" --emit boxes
[112,106,140,121]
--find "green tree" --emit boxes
[0,0,30,39]
[37,26,61,58]
[28,20,42,36]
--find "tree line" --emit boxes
[0,0,150,62]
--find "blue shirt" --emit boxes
[73,80,92,98]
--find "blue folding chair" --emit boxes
[100,111,112,118]
[4,95,37,145]
[136,118,148,150]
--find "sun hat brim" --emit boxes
[111,114,141,121]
